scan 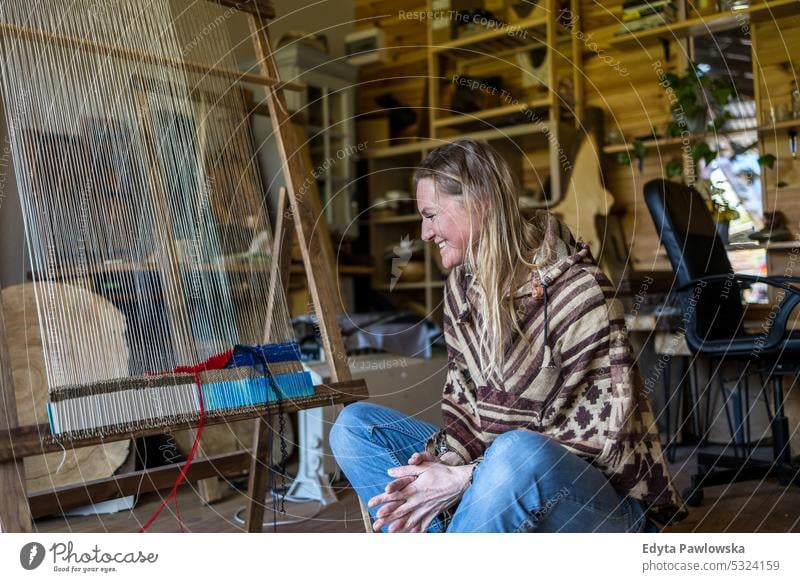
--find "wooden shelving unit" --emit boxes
[358,0,586,320]
[759,118,800,133]
[364,120,557,158]
[430,14,549,55]
[610,0,800,49]
[600,1,800,303]
[363,146,441,318]
[432,98,550,128]
[602,119,800,154]
[427,0,583,204]
[276,43,358,229]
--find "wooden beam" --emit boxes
[29,451,251,519]
[211,0,276,19]
[247,17,352,384]
[245,414,274,531]
[246,186,295,531]
[0,22,299,91]
[0,380,368,463]
[263,187,294,337]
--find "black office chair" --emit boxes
[644,178,800,506]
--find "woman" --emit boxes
[330,138,685,533]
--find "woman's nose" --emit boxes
[421,220,435,242]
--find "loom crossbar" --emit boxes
[0,21,303,92]
[0,379,368,463]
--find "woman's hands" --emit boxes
[367,451,475,533]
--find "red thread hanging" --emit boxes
[138,350,232,533]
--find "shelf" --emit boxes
[433,98,550,129]
[375,281,445,291]
[369,214,421,224]
[601,121,791,154]
[448,121,552,142]
[603,125,764,154]
[307,125,345,140]
[290,264,374,276]
[338,265,374,276]
[432,15,549,57]
[653,240,800,260]
[726,240,800,251]
[365,121,552,159]
[362,47,428,71]
[446,34,574,68]
[759,118,800,133]
[364,140,432,159]
[610,0,800,49]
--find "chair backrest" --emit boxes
[643,178,744,340]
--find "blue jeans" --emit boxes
[330,402,652,533]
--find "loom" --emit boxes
[0,0,314,437]
[0,0,371,533]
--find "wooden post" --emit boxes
[244,186,293,531]
[0,299,33,533]
[247,12,373,533]
[247,18,350,383]
[263,187,293,340]
[245,412,277,532]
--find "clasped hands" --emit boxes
[367,451,474,533]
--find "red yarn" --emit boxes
[139,350,232,533]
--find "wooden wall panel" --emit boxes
[755,15,800,238]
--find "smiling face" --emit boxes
[416,177,475,269]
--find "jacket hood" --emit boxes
[455,211,592,355]
[511,210,593,298]
[509,211,593,367]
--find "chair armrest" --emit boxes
[766,276,800,285]
[675,273,800,297]
[674,274,800,355]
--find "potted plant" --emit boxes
[696,180,740,244]
[663,63,734,135]
[615,138,648,172]
[664,142,719,179]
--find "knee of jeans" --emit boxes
[484,430,565,485]
[329,401,378,456]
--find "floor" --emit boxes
[35,478,366,534]
[34,445,800,533]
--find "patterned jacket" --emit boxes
[429,210,686,525]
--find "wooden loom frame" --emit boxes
[0,0,373,533]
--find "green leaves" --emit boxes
[665,160,683,178]
[633,139,647,160]
[615,139,647,172]
[758,153,776,169]
[691,142,717,166]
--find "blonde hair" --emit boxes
[414,138,547,377]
